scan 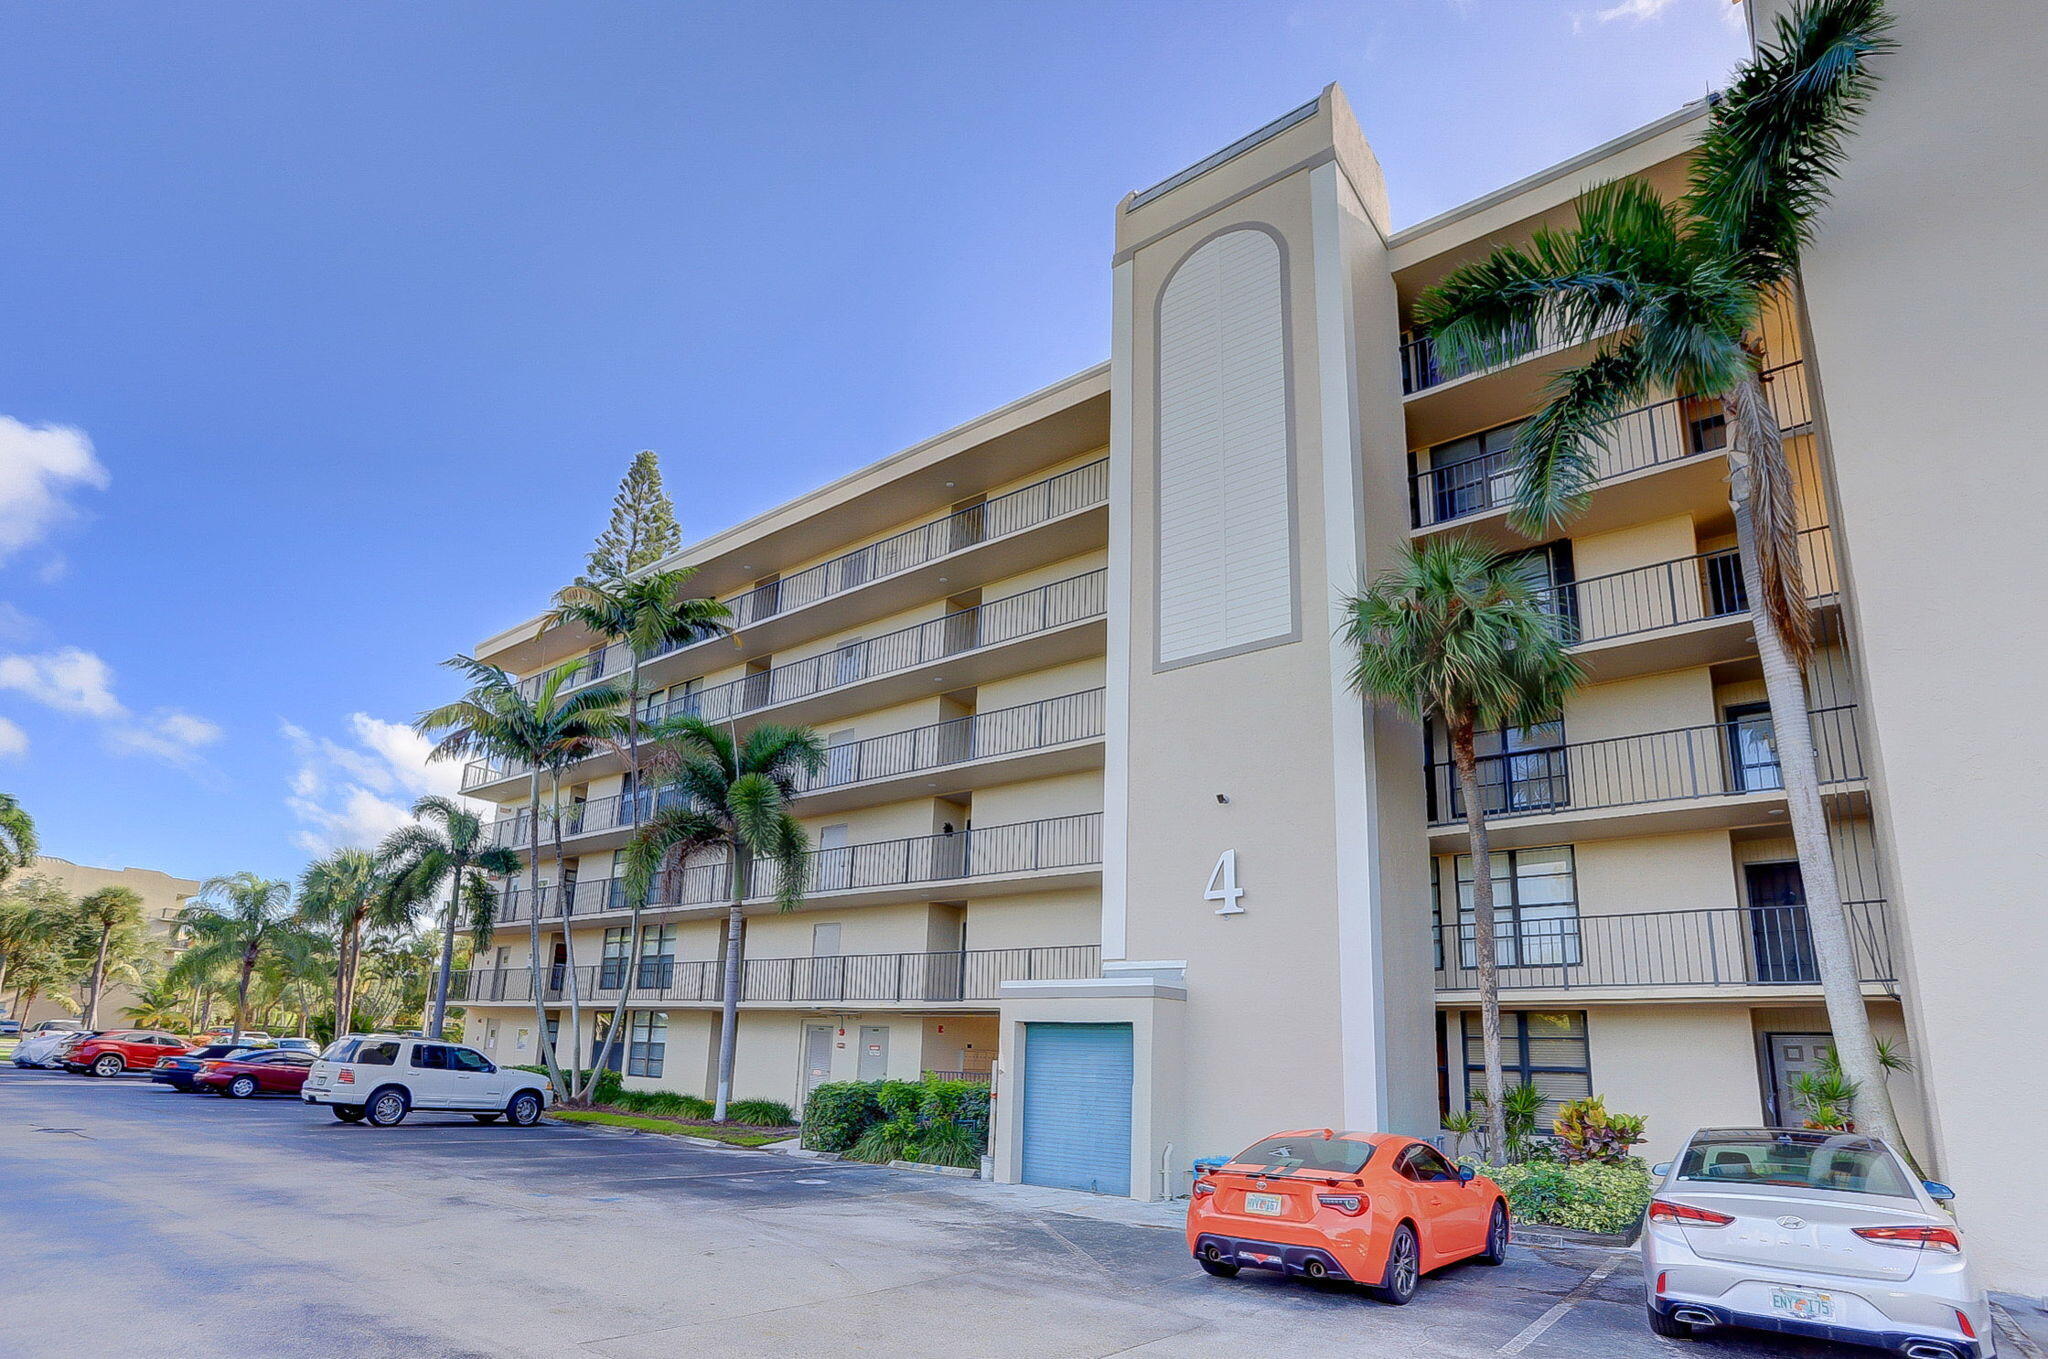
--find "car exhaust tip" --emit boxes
[1302,1258,1329,1280]
[1670,1309,1718,1327]
[1903,1344,1961,1359]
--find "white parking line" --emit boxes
[1497,1254,1625,1355]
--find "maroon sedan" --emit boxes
[196,1049,317,1098]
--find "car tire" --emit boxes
[1371,1223,1421,1306]
[471,1114,502,1124]
[1196,1243,1240,1279]
[331,1105,366,1123]
[1474,1201,1510,1265]
[364,1087,410,1127]
[227,1075,258,1099]
[505,1091,544,1127]
[92,1054,125,1078]
[1646,1304,1697,1339]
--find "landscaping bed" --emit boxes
[550,1108,796,1147]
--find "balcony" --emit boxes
[1426,706,1864,848]
[513,457,1109,703]
[453,943,1101,1008]
[1408,362,1810,538]
[464,568,1109,794]
[495,810,1103,923]
[1431,901,1895,998]
[484,688,1107,852]
[1536,526,1838,682]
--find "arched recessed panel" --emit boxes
[1155,226,1298,669]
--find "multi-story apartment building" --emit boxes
[452,0,2046,1295]
[9,857,199,1028]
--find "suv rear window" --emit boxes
[320,1039,359,1062]
[353,1041,400,1067]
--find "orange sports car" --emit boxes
[1187,1129,1510,1304]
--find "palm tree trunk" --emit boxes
[713,847,747,1124]
[584,652,648,1101]
[1451,717,1509,1164]
[429,872,459,1040]
[1726,371,1902,1148]
[232,951,255,1045]
[85,927,111,1028]
[549,775,587,1100]
[522,770,564,1094]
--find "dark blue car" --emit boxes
[150,1043,271,1091]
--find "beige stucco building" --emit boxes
[453,0,2046,1296]
[9,856,200,1028]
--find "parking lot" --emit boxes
[0,1062,1923,1359]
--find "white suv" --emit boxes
[303,1035,549,1127]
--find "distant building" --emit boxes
[10,857,202,1028]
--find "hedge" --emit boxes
[1483,1157,1653,1236]
[801,1077,989,1168]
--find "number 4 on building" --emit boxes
[1205,849,1245,915]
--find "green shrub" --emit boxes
[725,1098,795,1127]
[1552,1096,1648,1164]
[1484,1157,1652,1236]
[805,1077,990,1165]
[802,1081,882,1153]
[611,1089,712,1119]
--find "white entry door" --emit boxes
[801,1025,836,1101]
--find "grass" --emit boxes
[549,1109,794,1147]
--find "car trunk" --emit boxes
[1671,1188,1935,1282]
[1211,1168,1354,1225]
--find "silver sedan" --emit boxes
[1642,1127,1992,1358]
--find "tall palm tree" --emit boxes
[75,886,145,1028]
[1412,0,1899,1143]
[168,873,295,1044]
[256,927,333,1037]
[416,656,627,1094]
[0,874,68,1011]
[380,796,521,1040]
[0,793,37,885]
[123,978,193,1031]
[625,715,822,1122]
[548,568,732,1097]
[1343,539,1581,1162]
[297,850,418,1035]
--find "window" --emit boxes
[410,1044,449,1070]
[1676,1131,1912,1197]
[1455,846,1580,967]
[638,924,677,988]
[354,1041,399,1067]
[1425,420,1525,523]
[1501,543,1576,640]
[1461,1011,1592,1120]
[1230,1135,1376,1176]
[627,1012,666,1079]
[599,928,631,989]
[1724,702,1782,792]
[449,1047,492,1074]
[1397,1145,1460,1183]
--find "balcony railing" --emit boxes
[1534,526,1837,650]
[1426,705,1862,826]
[1408,362,1810,529]
[453,943,1101,1006]
[496,810,1103,923]
[465,568,1109,790]
[482,688,1108,851]
[514,458,1109,702]
[1431,901,1895,992]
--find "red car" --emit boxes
[1188,1129,1510,1304]
[196,1048,317,1098]
[64,1030,193,1077]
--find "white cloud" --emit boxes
[0,417,108,563]
[1592,0,1680,19]
[0,604,41,645]
[283,714,475,855]
[0,646,124,717]
[105,709,223,765]
[0,718,26,760]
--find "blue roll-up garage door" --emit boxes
[1020,1022,1133,1196]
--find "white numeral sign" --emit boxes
[1205,849,1245,915]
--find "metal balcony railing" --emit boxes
[495,811,1103,923]
[1425,705,1862,826]
[482,688,1108,852]
[452,943,1101,1006]
[465,568,1109,790]
[1431,901,1895,992]
[513,458,1109,702]
[1533,526,1837,649]
[1408,362,1811,529]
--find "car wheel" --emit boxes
[92,1054,125,1078]
[331,1105,366,1123]
[471,1114,502,1124]
[364,1087,410,1127]
[1371,1223,1421,1305]
[227,1075,258,1099]
[505,1091,544,1127]
[1647,1304,1697,1339]
[1196,1243,1240,1279]
[1475,1201,1510,1266]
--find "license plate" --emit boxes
[1770,1287,1835,1321]
[1244,1192,1285,1216]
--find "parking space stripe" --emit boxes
[1496,1253,1625,1355]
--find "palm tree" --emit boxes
[169,873,295,1044]
[1343,539,1580,1162]
[75,886,145,1028]
[548,568,731,1096]
[1412,0,1899,1145]
[0,793,37,885]
[416,656,627,1094]
[256,927,332,1037]
[122,978,192,1030]
[0,874,68,1011]
[380,796,521,1040]
[298,850,418,1035]
[625,715,823,1122]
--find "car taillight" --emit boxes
[1955,1309,1976,1338]
[1316,1194,1367,1216]
[154,1059,174,1068]
[1648,1200,1735,1227]
[1655,1272,1668,1295]
[1853,1225,1962,1253]
[1192,1181,1216,1196]
[336,1069,354,1084]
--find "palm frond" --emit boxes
[1728,370,1814,664]
[1507,341,1652,536]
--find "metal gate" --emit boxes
[1020,1023,1133,1196]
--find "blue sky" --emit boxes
[0,0,1748,885]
